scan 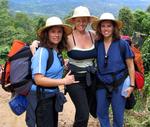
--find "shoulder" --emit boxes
[67,34,75,51]
[119,39,129,46]
[88,30,96,42]
[67,34,73,42]
[35,47,49,57]
[115,39,130,50]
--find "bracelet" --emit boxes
[129,85,135,88]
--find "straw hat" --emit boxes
[66,6,98,23]
[91,12,123,31]
[38,16,72,36]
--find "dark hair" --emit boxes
[95,20,120,42]
[37,26,67,53]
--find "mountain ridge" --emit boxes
[8,0,150,18]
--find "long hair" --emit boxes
[37,26,67,53]
[95,20,121,42]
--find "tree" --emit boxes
[142,37,150,74]
[118,7,134,36]
[141,13,150,35]
[133,10,147,34]
[146,5,150,13]
[13,13,37,43]
[35,17,45,31]
[0,0,13,45]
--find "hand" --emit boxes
[31,40,40,48]
[30,40,40,54]
[124,87,134,98]
[63,71,79,85]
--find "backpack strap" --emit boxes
[72,33,76,46]
[45,48,53,70]
[88,31,94,44]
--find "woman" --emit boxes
[26,16,78,127]
[65,6,98,127]
[91,13,135,127]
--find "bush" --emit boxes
[141,37,150,74]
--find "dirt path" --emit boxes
[0,87,99,127]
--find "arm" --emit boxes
[34,71,79,87]
[125,58,135,97]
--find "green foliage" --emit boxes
[0,45,10,64]
[141,37,150,74]
[35,17,46,32]
[144,72,150,96]
[118,7,134,36]
[141,13,150,35]
[0,0,46,59]
[0,0,14,45]
[62,50,68,59]
[133,10,148,34]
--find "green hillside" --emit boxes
[8,0,150,17]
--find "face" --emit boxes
[73,17,89,32]
[48,26,63,45]
[100,20,114,38]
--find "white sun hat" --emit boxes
[91,12,123,31]
[38,16,72,36]
[66,6,98,24]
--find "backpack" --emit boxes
[1,40,53,96]
[119,39,145,91]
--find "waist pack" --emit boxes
[125,93,136,110]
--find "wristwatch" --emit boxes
[129,84,135,88]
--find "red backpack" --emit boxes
[1,40,31,95]
[131,46,144,91]
[120,36,145,91]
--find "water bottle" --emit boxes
[121,76,130,97]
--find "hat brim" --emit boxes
[66,16,98,24]
[38,24,72,36]
[91,20,123,31]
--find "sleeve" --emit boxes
[123,40,134,59]
[31,47,49,76]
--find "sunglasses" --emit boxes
[104,55,108,68]
[57,52,64,66]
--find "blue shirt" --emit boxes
[97,39,134,84]
[31,47,64,92]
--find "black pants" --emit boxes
[66,82,89,127]
[35,97,58,127]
